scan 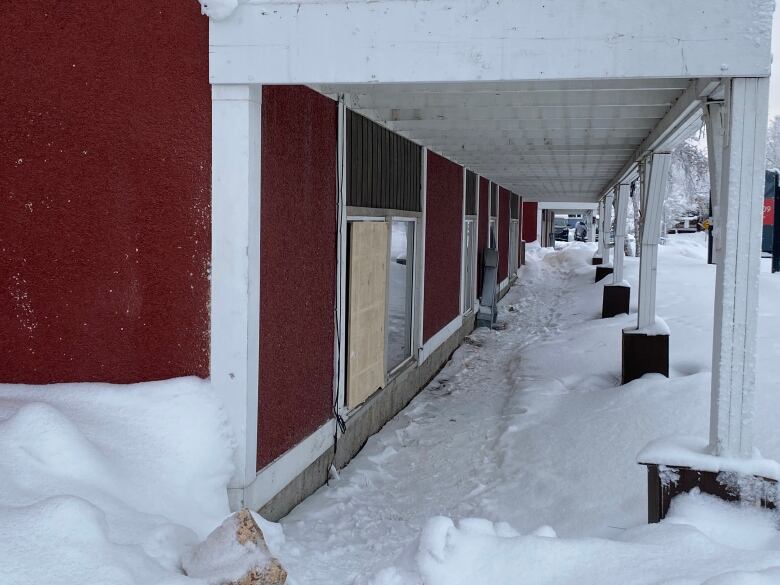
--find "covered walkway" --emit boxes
[272,238,780,584]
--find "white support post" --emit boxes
[704,100,725,265]
[596,200,605,258]
[588,210,596,243]
[709,77,770,458]
[612,183,630,284]
[636,152,672,330]
[211,84,262,501]
[603,190,614,265]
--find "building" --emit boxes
[2,1,773,518]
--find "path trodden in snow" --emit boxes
[272,235,780,585]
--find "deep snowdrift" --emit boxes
[0,377,236,585]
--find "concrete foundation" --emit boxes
[642,464,777,523]
[595,265,613,282]
[602,284,630,318]
[622,329,669,383]
[260,314,476,520]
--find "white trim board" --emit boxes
[419,314,463,364]
[233,420,335,511]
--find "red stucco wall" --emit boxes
[1,3,210,383]
[258,86,337,467]
[523,202,539,242]
[498,187,510,283]
[477,177,489,298]
[424,152,463,342]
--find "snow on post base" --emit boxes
[199,0,239,20]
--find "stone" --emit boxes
[234,509,287,585]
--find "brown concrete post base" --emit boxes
[641,464,777,523]
[622,329,669,383]
[602,284,630,318]
[592,256,603,265]
[595,265,613,282]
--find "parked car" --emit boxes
[574,221,588,241]
[554,217,570,241]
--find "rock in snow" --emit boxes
[183,509,287,585]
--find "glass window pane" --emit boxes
[387,220,414,371]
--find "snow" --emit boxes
[638,435,780,481]
[198,0,239,20]
[0,377,236,585]
[267,232,780,584]
[632,315,672,336]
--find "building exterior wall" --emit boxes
[1,1,210,383]
[477,177,490,298]
[258,86,337,467]
[522,202,539,243]
[498,187,510,283]
[423,152,463,342]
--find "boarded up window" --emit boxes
[465,170,477,216]
[347,221,388,408]
[490,183,498,217]
[347,111,422,211]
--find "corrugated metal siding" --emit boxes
[465,170,477,215]
[347,110,422,211]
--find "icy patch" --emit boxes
[0,377,235,585]
[638,435,780,482]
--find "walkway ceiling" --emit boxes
[316,78,694,203]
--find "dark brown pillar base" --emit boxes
[622,330,669,383]
[520,241,526,266]
[642,464,777,523]
[592,256,603,265]
[602,284,630,318]
[595,265,613,282]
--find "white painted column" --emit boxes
[603,190,614,265]
[636,152,672,330]
[211,84,262,499]
[704,100,725,266]
[709,77,770,458]
[596,200,605,258]
[588,211,596,243]
[612,183,630,285]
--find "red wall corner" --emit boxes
[258,86,337,468]
[424,152,463,342]
[1,2,211,384]
[522,202,539,243]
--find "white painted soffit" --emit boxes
[315,78,712,203]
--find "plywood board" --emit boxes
[347,221,388,408]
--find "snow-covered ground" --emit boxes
[2,233,780,584]
[272,233,780,584]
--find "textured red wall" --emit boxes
[498,187,510,282]
[477,177,489,298]
[523,202,539,242]
[0,3,210,383]
[258,87,337,467]
[424,153,463,342]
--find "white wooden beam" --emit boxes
[374,105,675,122]
[636,152,672,330]
[385,118,659,132]
[596,199,605,259]
[603,190,614,265]
[612,183,631,284]
[211,84,262,497]
[703,101,725,265]
[210,1,772,84]
[709,77,770,458]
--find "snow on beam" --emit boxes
[209,1,772,84]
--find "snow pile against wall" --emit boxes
[369,493,780,585]
[0,378,235,585]
[198,0,239,20]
